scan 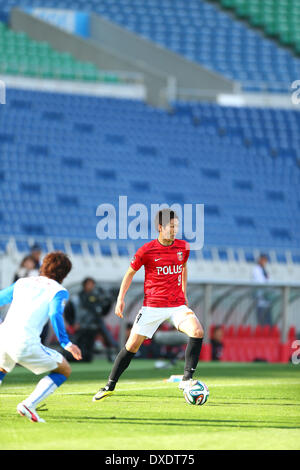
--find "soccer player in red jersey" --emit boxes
[93,209,204,401]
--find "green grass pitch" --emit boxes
[0,359,299,450]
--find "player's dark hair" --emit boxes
[154,208,178,231]
[40,251,72,284]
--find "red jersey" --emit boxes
[130,238,190,308]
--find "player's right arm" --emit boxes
[115,266,136,318]
[115,246,145,318]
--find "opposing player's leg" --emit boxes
[16,342,75,423]
[18,357,71,423]
[175,311,204,390]
[93,331,146,402]
[17,358,71,423]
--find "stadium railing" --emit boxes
[1,235,300,264]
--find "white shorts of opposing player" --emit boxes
[0,339,63,375]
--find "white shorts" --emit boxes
[131,304,195,339]
[0,342,64,375]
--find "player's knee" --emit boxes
[126,342,141,354]
[125,333,145,353]
[56,359,72,378]
[193,326,204,339]
[64,362,72,378]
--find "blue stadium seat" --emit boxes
[0,0,300,91]
[0,88,299,260]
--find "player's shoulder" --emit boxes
[137,239,157,253]
[14,276,37,288]
[47,278,68,296]
[45,279,69,304]
[24,276,68,293]
[174,239,190,250]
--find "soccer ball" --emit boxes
[184,380,209,406]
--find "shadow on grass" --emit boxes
[47,415,300,430]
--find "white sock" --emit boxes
[23,376,58,409]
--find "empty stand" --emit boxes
[219,0,300,55]
[0,88,299,259]
[0,1,299,91]
[0,21,121,82]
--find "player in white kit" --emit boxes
[0,251,82,422]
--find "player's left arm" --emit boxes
[182,263,188,305]
[48,291,82,360]
[48,290,73,350]
[182,242,190,305]
[0,283,15,307]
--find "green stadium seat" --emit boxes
[217,0,300,55]
[221,0,236,8]
[0,25,124,82]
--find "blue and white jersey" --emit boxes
[0,276,71,348]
